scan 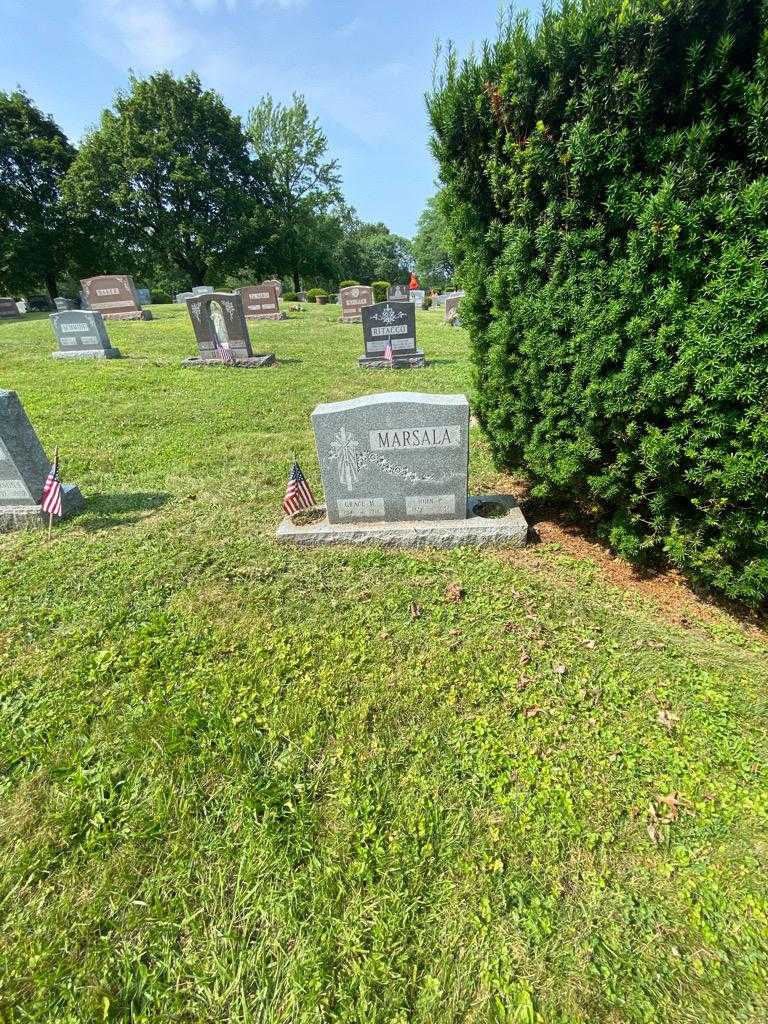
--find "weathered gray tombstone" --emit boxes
[50,310,121,360]
[445,294,461,325]
[410,289,426,306]
[80,275,152,321]
[183,291,275,367]
[277,391,528,548]
[387,284,409,302]
[263,278,283,298]
[0,298,20,318]
[339,285,374,324]
[359,301,424,368]
[176,291,194,304]
[192,286,214,296]
[54,297,72,312]
[136,287,151,304]
[16,299,28,315]
[240,283,286,321]
[0,390,84,532]
[296,291,308,303]
[433,293,448,307]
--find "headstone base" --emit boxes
[244,312,287,321]
[277,495,528,549]
[52,348,122,360]
[358,351,426,369]
[341,315,362,324]
[100,310,153,321]
[0,484,85,533]
[181,354,277,368]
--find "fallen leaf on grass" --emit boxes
[519,651,531,666]
[657,709,679,731]
[517,675,531,692]
[523,706,543,718]
[553,664,567,676]
[409,603,422,620]
[445,582,465,603]
[582,638,597,649]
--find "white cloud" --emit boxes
[337,16,363,38]
[81,0,196,68]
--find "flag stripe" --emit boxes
[282,462,316,515]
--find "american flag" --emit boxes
[218,344,235,365]
[282,461,316,515]
[383,339,394,365]
[41,451,62,517]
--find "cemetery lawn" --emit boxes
[2,303,768,1024]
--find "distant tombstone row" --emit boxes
[360,301,424,369]
[50,311,121,360]
[340,285,374,324]
[0,298,19,319]
[240,282,286,321]
[387,284,409,303]
[183,291,275,368]
[81,275,152,321]
[0,389,83,532]
[410,289,426,306]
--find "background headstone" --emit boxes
[312,392,470,525]
[0,389,84,530]
[54,297,72,311]
[340,285,374,323]
[387,284,409,302]
[186,292,254,360]
[50,310,121,360]
[445,294,463,324]
[0,298,20,318]
[192,286,214,295]
[80,275,152,321]
[136,288,151,304]
[240,283,286,321]
[359,301,424,368]
[263,278,283,298]
[296,291,308,302]
[410,289,426,306]
[15,299,28,315]
[176,291,194,304]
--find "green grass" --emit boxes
[1,303,767,1023]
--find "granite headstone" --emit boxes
[0,298,19,318]
[445,293,464,325]
[387,284,409,302]
[312,392,470,525]
[136,287,151,304]
[50,310,121,360]
[184,291,276,367]
[0,390,84,531]
[81,275,152,321]
[359,301,424,368]
[192,286,214,296]
[263,278,283,298]
[239,283,286,321]
[54,296,72,311]
[410,289,426,306]
[340,285,374,323]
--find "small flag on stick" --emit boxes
[41,446,63,538]
[218,344,235,365]
[383,338,394,366]
[282,461,316,516]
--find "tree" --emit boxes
[0,91,76,298]
[412,193,454,288]
[63,72,264,287]
[335,217,413,284]
[247,94,342,291]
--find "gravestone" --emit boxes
[0,390,84,532]
[50,310,121,360]
[359,301,424,368]
[263,278,283,298]
[410,289,426,306]
[277,391,528,548]
[240,283,286,321]
[445,293,464,325]
[183,291,275,368]
[340,285,374,323]
[16,300,28,315]
[192,286,214,295]
[136,287,151,304]
[0,298,19,318]
[296,291,308,302]
[54,296,72,312]
[176,291,194,304]
[387,284,409,302]
[81,275,152,321]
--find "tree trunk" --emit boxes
[292,269,301,292]
[45,271,59,302]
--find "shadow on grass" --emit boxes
[78,492,171,532]
[275,357,304,365]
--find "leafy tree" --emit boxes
[0,90,76,298]
[248,94,342,291]
[63,72,263,286]
[335,217,413,285]
[412,192,454,288]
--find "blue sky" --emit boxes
[0,0,539,238]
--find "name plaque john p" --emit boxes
[0,390,84,532]
[340,285,374,324]
[81,275,152,321]
[50,310,121,360]
[277,391,528,548]
[359,301,425,369]
[183,291,276,368]
[387,284,409,302]
[240,283,286,321]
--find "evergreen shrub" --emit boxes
[372,281,390,302]
[428,0,768,605]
